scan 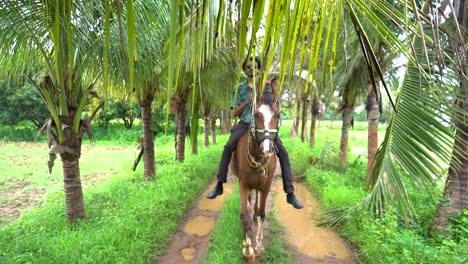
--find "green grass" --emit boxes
[204,186,244,264]
[203,188,293,264]
[1,120,465,263]
[258,208,293,264]
[284,125,467,264]
[0,135,227,263]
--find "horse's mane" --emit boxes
[258,92,277,106]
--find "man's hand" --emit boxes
[246,93,255,104]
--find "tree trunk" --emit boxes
[310,97,319,147]
[175,95,187,161]
[289,98,301,138]
[432,1,468,234]
[192,130,198,154]
[340,105,354,170]
[221,109,230,134]
[62,158,86,223]
[301,97,309,142]
[211,113,217,144]
[203,111,210,148]
[191,111,199,155]
[60,118,86,223]
[140,99,155,180]
[367,82,380,186]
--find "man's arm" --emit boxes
[233,94,254,117]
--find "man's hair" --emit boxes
[242,56,261,71]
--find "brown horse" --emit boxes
[231,92,280,262]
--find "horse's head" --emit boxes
[252,92,280,157]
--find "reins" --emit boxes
[247,131,270,179]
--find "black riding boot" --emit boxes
[287,193,304,209]
[206,181,223,199]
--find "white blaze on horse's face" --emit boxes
[258,104,275,156]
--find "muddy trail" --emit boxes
[156,167,355,264]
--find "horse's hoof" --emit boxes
[255,246,265,253]
[243,246,255,261]
[246,255,256,263]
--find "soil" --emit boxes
[0,179,45,225]
[1,143,357,263]
[156,163,356,264]
[0,143,133,225]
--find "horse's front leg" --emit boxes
[255,181,272,253]
[240,183,255,262]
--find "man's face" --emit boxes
[244,61,260,78]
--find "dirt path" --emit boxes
[274,181,355,263]
[156,173,238,264]
[156,165,355,264]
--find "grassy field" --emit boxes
[1,121,466,263]
[202,121,467,264]
[0,131,226,263]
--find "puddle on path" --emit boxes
[180,246,195,260]
[197,182,235,211]
[184,216,215,237]
[274,181,350,260]
[157,175,238,264]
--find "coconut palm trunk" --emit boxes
[62,156,86,222]
[432,1,468,233]
[140,98,155,180]
[301,97,309,142]
[203,111,210,147]
[192,130,198,154]
[175,94,187,161]
[59,116,86,223]
[221,110,230,134]
[340,105,354,170]
[289,97,301,138]
[310,96,319,147]
[367,82,380,185]
[211,113,217,144]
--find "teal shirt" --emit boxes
[231,81,272,123]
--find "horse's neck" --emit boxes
[247,132,261,159]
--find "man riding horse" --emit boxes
[206,56,303,209]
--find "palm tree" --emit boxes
[364,2,465,223]
[202,1,465,227]
[431,0,467,234]
[310,95,320,147]
[107,0,169,179]
[0,1,103,223]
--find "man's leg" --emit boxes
[275,137,304,209]
[206,122,249,199]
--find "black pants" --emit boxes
[217,121,295,194]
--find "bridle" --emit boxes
[249,101,280,150]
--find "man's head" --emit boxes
[242,56,261,78]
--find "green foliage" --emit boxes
[447,210,468,243]
[204,187,244,264]
[343,210,467,264]
[204,192,293,264]
[0,140,223,263]
[95,100,141,129]
[288,126,467,264]
[0,81,48,128]
[259,209,293,264]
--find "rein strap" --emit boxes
[247,133,270,179]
